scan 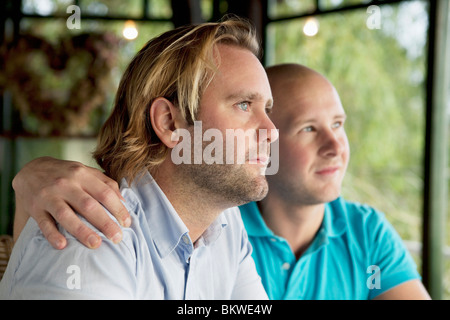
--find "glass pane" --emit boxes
[268,0,316,19]
[22,0,73,15]
[15,17,172,135]
[318,0,369,10]
[80,0,142,18]
[446,90,450,299]
[267,0,428,266]
[200,0,213,21]
[148,0,172,19]
[445,258,450,299]
[131,21,174,55]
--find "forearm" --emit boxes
[12,156,58,242]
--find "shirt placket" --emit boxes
[183,235,214,299]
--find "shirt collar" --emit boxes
[239,199,347,240]
[239,201,274,238]
[323,197,347,238]
[121,171,228,259]
[302,197,347,256]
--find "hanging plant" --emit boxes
[0,32,121,136]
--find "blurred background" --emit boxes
[0,0,448,299]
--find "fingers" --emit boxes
[101,174,126,202]
[35,213,68,250]
[45,199,103,249]
[55,162,131,240]
[14,198,70,250]
[46,184,127,248]
[87,168,131,228]
[87,186,131,229]
[13,157,132,250]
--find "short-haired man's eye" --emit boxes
[332,121,342,129]
[237,101,250,112]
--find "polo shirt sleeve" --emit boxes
[0,217,138,299]
[364,206,421,299]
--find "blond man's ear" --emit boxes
[149,97,189,148]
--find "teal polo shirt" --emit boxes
[239,197,421,300]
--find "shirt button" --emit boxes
[182,235,190,245]
[282,262,291,270]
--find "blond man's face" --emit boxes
[175,44,278,205]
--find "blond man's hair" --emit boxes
[93,16,261,182]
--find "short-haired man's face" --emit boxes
[267,73,350,206]
[177,44,277,206]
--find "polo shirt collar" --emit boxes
[239,199,347,241]
[239,201,274,238]
[303,197,347,256]
[323,197,347,238]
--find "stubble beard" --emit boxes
[180,161,269,208]
[175,126,270,207]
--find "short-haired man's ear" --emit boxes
[150,97,187,148]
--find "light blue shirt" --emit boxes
[239,197,421,300]
[0,172,267,299]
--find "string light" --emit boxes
[123,20,138,40]
[303,17,319,37]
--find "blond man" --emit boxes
[0,17,277,299]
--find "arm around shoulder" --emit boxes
[11,156,131,250]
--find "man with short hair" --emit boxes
[0,17,276,299]
[242,63,430,300]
